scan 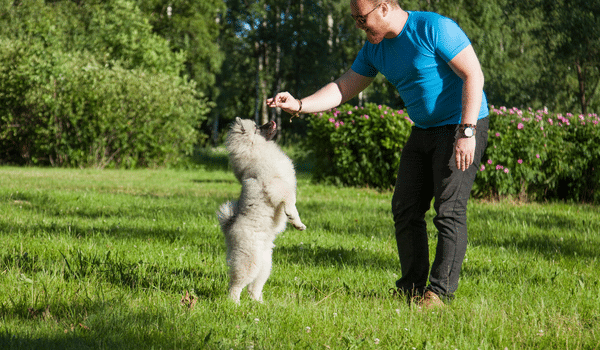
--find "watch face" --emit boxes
[464,127,474,137]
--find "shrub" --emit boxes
[304,103,413,189]
[475,106,600,203]
[303,103,600,203]
[0,39,210,168]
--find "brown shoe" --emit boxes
[415,291,444,311]
[389,288,423,307]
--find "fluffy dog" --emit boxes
[217,117,306,303]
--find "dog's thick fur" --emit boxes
[217,117,305,303]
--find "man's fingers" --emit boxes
[456,152,473,171]
[267,92,292,108]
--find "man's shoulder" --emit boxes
[407,11,454,28]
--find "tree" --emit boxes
[213,0,366,141]
[0,0,209,166]
[533,0,600,114]
[135,0,226,93]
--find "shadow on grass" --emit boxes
[192,178,236,184]
[274,244,397,271]
[0,189,233,223]
[0,249,227,301]
[470,206,600,259]
[0,303,212,350]
[192,147,230,172]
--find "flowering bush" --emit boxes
[304,103,600,203]
[304,103,413,189]
[474,106,600,203]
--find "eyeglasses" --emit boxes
[351,2,382,26]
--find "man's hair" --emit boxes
[366,0,400,8]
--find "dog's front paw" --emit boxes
[294,223,306,231]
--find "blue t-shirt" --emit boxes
[351,11,489,128]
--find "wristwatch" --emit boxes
[459,124,477,138]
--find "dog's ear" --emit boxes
[235,117,245,133]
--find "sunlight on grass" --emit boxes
[0,166,598,349]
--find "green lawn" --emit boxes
[0,165,598,349]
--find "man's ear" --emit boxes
[381,1,390,17]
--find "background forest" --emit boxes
[1,0,599,164]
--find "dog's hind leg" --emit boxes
[247,242,274,302]
[227,249,260,304]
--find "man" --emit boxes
[267,0,489,309]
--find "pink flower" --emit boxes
[495,132,501,137]
[335,122,340,129]
[517,123,524,130]
[328,118,335,123]
[504,168,510,173]
[347,111,353,115]
[397,110,404,115]
[364,115,369,119]
[518,159,523,164]
[496,165,504,170]
[536,154,540,158]
[487,159,493,165]
[378,105,382,110]
[480,165,485,171]
[548,118,553,125]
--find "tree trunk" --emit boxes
[255,41,261,124]
[575,59,588,115]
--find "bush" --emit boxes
[303,103,600,204]
[0,39,210,167]
[474,106,600,203]
[304,103,413,189]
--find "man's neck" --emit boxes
[385,9,409,39]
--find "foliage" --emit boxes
[304,103,413,189]
[475,106,600,203]
[303,103,600,203]
[0,167,598,349]
[0,0,211,167]
[0,39,210,167]
[135,0,225,92]
[213,0,599,138]
[524,0,600,115]
[0,0,186,75]
[215,0,366,127]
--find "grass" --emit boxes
[0,159,599,349]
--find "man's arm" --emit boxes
[447,44,485,171]
[447,44,485,126]
[266,69,374,115]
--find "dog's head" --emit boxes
[229,117,277,143]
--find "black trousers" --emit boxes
[391,117,489,301]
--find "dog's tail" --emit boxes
[217,201,238,232]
